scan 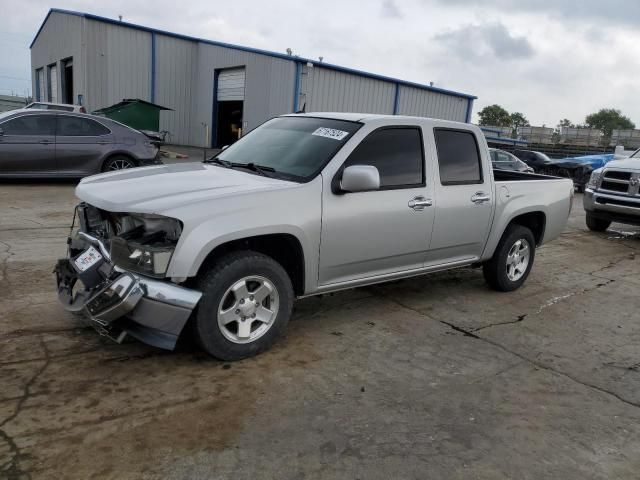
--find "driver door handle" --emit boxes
[408,196,433,211]
[471,192,491,204]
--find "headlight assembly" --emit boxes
[587,170,603,189]
[108,214,182,277]
[110,237,175,277]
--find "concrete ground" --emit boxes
[0,180,639,480]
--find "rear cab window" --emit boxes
[433,129,483,185]
[343,127,425,189]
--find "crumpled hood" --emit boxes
[551,154,615,169]
[76,162,295,213]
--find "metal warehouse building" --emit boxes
[31,8,476,148]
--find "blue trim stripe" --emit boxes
[150,32,156,103]
[393,83,400,115]
[293,62,301,112]
[211,70,219,148]
[465,98,473,123]
[31,8,477,101]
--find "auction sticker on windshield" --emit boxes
[312,127,350,141]
[74,246,103,272]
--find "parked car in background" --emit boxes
[55,113,574,360]
[490,148,534,173]
[26,102,86,113]
[513,149,553,172]
[583,150,640,231]
[540,153,616,193]
[0,109,161,177]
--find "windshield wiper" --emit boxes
[204,157,232,168]
[243,162,276,176]
[204,158,276,177]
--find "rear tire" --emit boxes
[194,251,294,361]
[102,155,137,172]
[585,213,611,232]
[483,225,536,292]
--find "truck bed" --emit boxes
[493,169,563,181]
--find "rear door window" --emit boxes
[57,116,110,136]
[344,127,424,188]
[434,129,482,185]
[0,115,56,136]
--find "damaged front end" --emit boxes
[54,203,201,350]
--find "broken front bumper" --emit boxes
[55,233,202,350]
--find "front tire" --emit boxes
[585,213,611,232]
[194,251,294,361]
[483,225,536,292]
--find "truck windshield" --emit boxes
[210,116,362,182]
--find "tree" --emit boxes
[585,108,635,137]
[509,112,530,129]
[558,119,575,129]
[478,104,511,127]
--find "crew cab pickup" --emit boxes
[583,151,640,231]
[55,113,574,360]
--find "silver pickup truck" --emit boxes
[583,152,640,231]
[55,113,574,360]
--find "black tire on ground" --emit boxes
[585,213,611,232]
[101,155,137,172]
[194,250,294,361]
[483,225,536,292]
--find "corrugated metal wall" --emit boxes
[30,12,83,103]
[154,35,198,145]
[84,19,151,112]
[300,66,396,114]
[30,11,472,147]
[396,85,467,122]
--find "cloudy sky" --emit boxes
[2,0,639,126]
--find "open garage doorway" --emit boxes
[61,58,74,105]
[214,67,245,148]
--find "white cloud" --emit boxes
[1,0,639,127]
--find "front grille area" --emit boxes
[600,180,629,193]
[604,170,631,181]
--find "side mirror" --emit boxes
[0,128,4,136]
[221,145,229,151]
[340,165,380,193]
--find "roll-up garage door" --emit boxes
[49,65,58,102]
[217,68,246,101]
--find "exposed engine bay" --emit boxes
[54,203,201,350]
[74,203,183,279]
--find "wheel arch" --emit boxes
[193,233,306,296]
[100,152,139,172]
[483,209,547,260]
[507,211,546,246]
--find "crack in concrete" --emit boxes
[438,320,640,410]
[473,315,527,333]
[0,240,14,295]
[473,277,615,333]
[0,336,50,478]
[383,292,640,410]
